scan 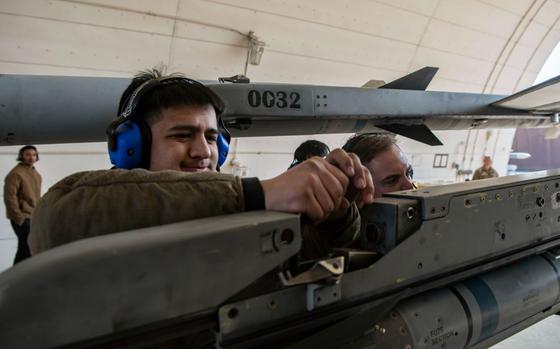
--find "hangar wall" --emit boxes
[1,0,560,268]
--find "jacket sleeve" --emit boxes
[29,169,247,255]
[472,169,481,180]
[3,172,25,225]
[300,203,360,260]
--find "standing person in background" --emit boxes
[289,140,330,169]
[472,156,499,180]
[3,145,42,264]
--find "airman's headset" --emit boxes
[106,76,230,170]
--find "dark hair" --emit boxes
[118,67,225,125]
[17,145,39,162]
[294,140,330,161]
[342,133,396,164]
[343,133,414,179]
[289,140,330,168]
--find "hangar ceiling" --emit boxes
[1,0,560,183]
[1,0,560,94]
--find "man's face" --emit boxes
[483,157,492,168]
[365,145,414,198]
[22,149,38,166]
[149,104,219,172]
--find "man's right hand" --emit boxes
[260,149,374,222]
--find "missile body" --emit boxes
[369,255,560,348]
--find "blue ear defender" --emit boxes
[107,120,144,169]
[108,119,230,169]
[107,77,230,170]
[217,133,229,167]
[216,116,231,168]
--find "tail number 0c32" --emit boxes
[247,90,301,109]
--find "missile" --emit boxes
[369,254,560,349]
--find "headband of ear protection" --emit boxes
[107,76,230,170]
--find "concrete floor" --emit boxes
[0,221,16,271]
[491,315,560,348]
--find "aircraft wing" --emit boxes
[491,74,560,113]
[1,68,559,146]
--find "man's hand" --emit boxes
[260,149,374,222]
[325,149,374,209]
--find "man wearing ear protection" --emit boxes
[28,69,374,259]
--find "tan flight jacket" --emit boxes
[4,163,42,225]
[29,169,360,258]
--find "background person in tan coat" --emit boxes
[3,145,41,264]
